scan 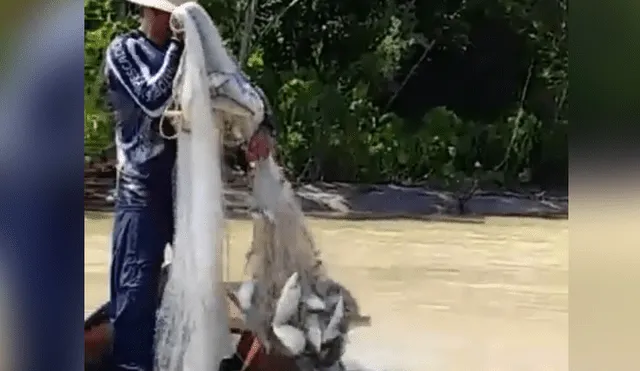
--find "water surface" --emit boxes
[85,213,567,371]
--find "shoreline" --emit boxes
[85,162,567,222]
[85,186,567,222]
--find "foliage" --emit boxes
[84,0,136,155]
[83,0,568,188]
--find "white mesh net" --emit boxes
[154,2,360,370]
[154,3,234,370]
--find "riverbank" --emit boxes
[84,161,567,221]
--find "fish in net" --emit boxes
[239,152,361,370]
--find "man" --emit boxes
[104,1,273,369]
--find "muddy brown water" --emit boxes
[85,212,567,371]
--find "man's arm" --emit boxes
[104,35,183,118]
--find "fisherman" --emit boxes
[104,0,274,369]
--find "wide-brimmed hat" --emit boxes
[126,0,192,13]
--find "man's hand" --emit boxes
[245,127,273,163]
[170,17,185,41]
[171,31,184,42]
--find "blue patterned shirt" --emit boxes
[104,31,183,209]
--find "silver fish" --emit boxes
[273,272,301,326]
[305,313,322,353]
[272,324,306,356]
[322,295,344,343]
[305,294,326,312]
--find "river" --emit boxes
[85,212,567,371]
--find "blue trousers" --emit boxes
[109,207,173,371]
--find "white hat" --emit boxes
[126,0,192,13]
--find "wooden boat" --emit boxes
[84,265,371,371]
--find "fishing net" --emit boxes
[154,3,238,370]
[245,158,360,370]
[155,2,359,370]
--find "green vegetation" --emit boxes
[84,0,567,189]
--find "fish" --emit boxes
[236,280,255,312]
[305,314,322,353]
[305,294,326,312]
[272,324,306,356]
[273,272,301,326]
[322,295,344,344]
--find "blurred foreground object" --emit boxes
[0,0,84,370]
